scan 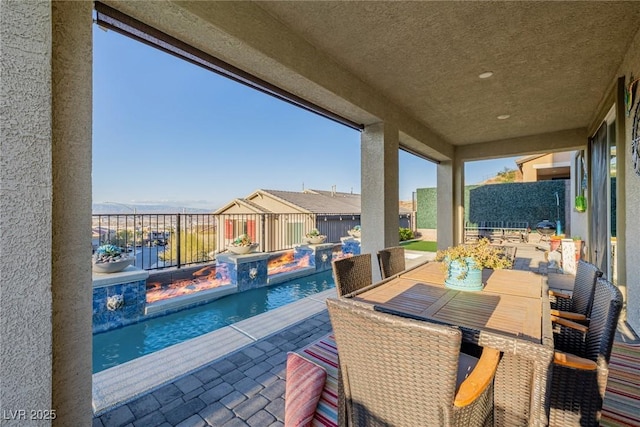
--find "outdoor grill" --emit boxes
[536,220,556,238]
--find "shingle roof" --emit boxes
[213,198,272,214]
[262,189,361,214]
[241,199,273,213]
[260,189,412,214]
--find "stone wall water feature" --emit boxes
[93,240,357,333]
[92,266,149,334]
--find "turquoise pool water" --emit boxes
[93,270,335,373]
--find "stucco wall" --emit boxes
[0,2,93,425]
[520,152,572,182]
[620,26,640,332]
[0,0,53,422]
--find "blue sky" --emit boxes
[93,27,518,210]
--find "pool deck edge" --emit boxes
[92,288,337,415]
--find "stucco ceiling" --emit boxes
[254,1,640,146]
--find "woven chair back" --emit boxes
[572,260,603,316]
[332,254,372,297]
[326,298,464,426]
[583,277,623,363]
[377,246,406,279]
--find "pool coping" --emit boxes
[92,287,338,415]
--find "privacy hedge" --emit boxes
[416,181,569,229]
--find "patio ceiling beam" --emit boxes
[101,0,453,160]
[456,128,588,162]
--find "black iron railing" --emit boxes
[92,214,216,271]
[92,212,412,271]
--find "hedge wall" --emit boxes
[416,187,437,228]
[417,181,569,229]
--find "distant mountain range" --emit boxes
[92,203,213,214]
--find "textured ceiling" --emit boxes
[256,1,640,145]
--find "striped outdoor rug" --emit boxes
[601,340,640,426]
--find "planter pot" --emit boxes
[574,240,583,261]
[92,257,134,274]
[228,243,259,255]
[550,239,562,252]
[306,236,326,244]
[444,258,483,291]
[348,230,361,238]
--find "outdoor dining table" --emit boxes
[345,261,554,427]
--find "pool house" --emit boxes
[3,1,640,425]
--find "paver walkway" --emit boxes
[92,243,563,427]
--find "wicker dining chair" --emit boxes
[549,259,602,322]
[503,245,517,266]
[326,297,500,427]
[377,246,406,279]
[331,254,372,297]
[549,277,623,427]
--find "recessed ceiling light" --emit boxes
[497,114,511,120]
[478,71,494,79]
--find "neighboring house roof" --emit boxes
[515,154,546,165]
[215,188,412,214]
[213,198,272,214]
[263,189,361,214]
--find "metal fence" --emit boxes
[92,214,216,271]
[92,212,413,271]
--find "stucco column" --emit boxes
[51,2,93,425]
[437,155,464,249]
[0,1,93,425]
[361,122,399,280]
[1,0,54,424]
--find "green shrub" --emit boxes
[399,227,414,241]
[161,230,216,265]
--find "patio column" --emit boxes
[1,0,54,422]
[361,122,399,280]
[437,156,465,249]
[1,1,93,425]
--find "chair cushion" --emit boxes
[285,352,327,427]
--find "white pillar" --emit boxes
[361,122,399,280]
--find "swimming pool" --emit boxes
[93,269,335,373]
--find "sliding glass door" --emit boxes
[589,110,617,282]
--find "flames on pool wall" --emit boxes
[146,264,231,303]
[146,245,352,304]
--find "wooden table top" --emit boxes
[354,262,545,343]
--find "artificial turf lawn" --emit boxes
[400,240,438,252]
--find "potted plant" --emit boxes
[572,236,583,261]
[305,228,327,244]
[549,234,565,252]
[435,238,513,291]
[228,233,259,255]
[348,225,361,238]
[93,244,133,273]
